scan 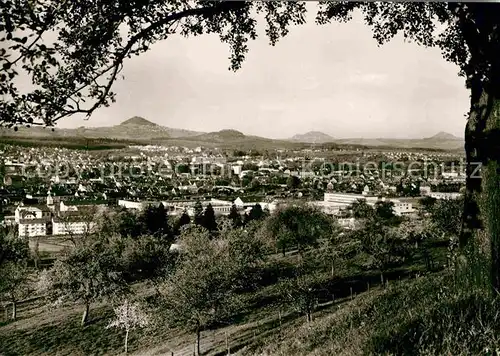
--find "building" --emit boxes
[429,192,462,200]
[392,200,414,216]
[14,192,100,238]
[321,192,414,217]
[118,199,147,210]
[15,202,52,237]
[52,214,96,236]
[18,218,48,237]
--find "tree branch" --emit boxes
[51,1,246,124]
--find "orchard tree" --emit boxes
[107,299,149,354]
[118,234,173,284]
[319,218,345,278]
[277,260,324,323]
[350,199,374,220]
[430,198,464,238]
[0,228,29,268]
[265,204,334,256]
[0,262,32,320]
[161,227,240,356]
[354,220,410,286]
[40,237,128,326]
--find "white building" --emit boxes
[429,192,462,200]
[392,201,414,216]
[15,201,52,237]
[321,192,414,216]
[52,215,96,236]
[118,200,146,210]
[442,172,459,179]
[18,218,47,237]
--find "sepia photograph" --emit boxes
[1,1,500,355]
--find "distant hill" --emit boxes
[120,116,158,127]
[291,131,335,144]
[0,121,464,151]
[189,129,247,143]
[0,117,203,140]
[334,131,463,150]
[424,131,462,141]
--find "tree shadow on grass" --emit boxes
[0,307,124,356]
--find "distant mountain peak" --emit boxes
[217,129,245,136]
[120,116,158,126]
[427,131,461,140]
[291,131,334,143]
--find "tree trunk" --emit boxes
[11,301,16,321]
[81,302,90,326]
[125,328,129,354]
[380,272,384,287]
[331,260,335,278]
[306,311,311,323]
[34,236,40,270]
[460,76,500,293]
[195,326,201,356]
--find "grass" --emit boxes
[1,240,493,356]
[240,272,500,356]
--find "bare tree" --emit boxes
[106,299,149,354]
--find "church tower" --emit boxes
[46,190,54,208]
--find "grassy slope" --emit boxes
[241,273,500,356]
[3,242,494,356]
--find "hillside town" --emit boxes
[1,141,465,238]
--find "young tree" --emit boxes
[227,204,242,228]
[193,201,204,226]
[265,204,334,256]
[141,203,172,239]
[106,299,149,354]
[202,203,217,232]
[246,203,264,223]
[354,220,410,286]
[40,237,128,326]
[161,227,241,356]
[0,262,32,320]
[174,211,191,235]
[350,199,374,220]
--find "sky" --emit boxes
[57,8,470,140]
